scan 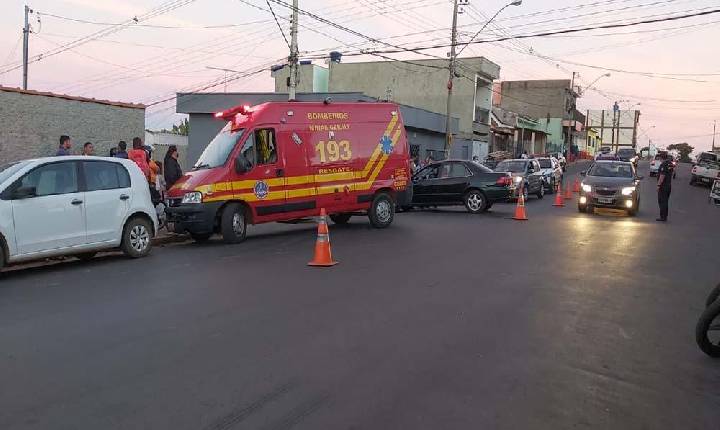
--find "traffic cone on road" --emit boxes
[512,192,529,221]
[308,208,338,267]
[553,183,565,207]
[564,182,574,200]
[573,177,581,193]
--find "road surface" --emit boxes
[1,161,718,429]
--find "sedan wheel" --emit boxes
[464,190,486,214]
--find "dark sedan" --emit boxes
[578,161,642,216]
[410,160,515,213]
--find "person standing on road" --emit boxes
[81,142,94,156]
[521,150,529,159]
[163,145,183,189]
[115,141,128,159]
[656,152,672,222]
[56,135,72,156]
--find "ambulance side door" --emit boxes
[232,126,286,219]
[278,126,314,215]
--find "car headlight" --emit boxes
[621,186,636,196]
[582,184,592,193]
[514,176,523,183]
[181,191,203,204]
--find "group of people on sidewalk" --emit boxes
[54,135,184,201]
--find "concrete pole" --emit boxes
[713,120,716,151]
[288,0,299,101]
[444,0,459,157]
[22,5,31,90]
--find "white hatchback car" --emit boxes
[0,156,158,270]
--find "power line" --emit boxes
[322,8,720,63]
[36,11,271,29]
[0,0,198,74]
[265,0,290,48]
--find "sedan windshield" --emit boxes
[588,162,634,178]
[495,160,527,173]
[194,124,244,169]
[617,149,635,157]
[538,159,552,169]
[0,161,28,185]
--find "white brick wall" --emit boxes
[0,90,145,164]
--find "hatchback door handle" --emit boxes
[120,194,130,201]
[276,168,285,177]
[71,199,83,205]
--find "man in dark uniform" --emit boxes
[656,152,672,221]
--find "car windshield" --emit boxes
[538,159,552,169]
[0,161,28,185]
[495,160,527,173]
[588,162,634,178]
[698,153,718,163]
[617,149,635,156]
[194,124,244,169]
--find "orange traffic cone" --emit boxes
[573,177,581,193]
[512,192,528,221]
[308,208,338,267]
[564,182,574,200]
[553,183,565,207]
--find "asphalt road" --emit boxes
[1,161,719,430]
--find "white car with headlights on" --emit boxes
[578,161,642,216]
[0,157,157,271]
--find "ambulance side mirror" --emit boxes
[234,154,250,174]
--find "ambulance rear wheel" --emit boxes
[369,193,394,228]
[220,203,247,244]
[330,213,352,225]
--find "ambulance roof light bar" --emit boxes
[214,104,252,120]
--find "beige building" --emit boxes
[272,57,500,160]
[0,86,145,163]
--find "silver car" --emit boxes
[537,157,563,193]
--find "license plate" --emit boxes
[598,197,614,204]
[702,177,711,183]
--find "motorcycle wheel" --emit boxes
[696,299,720,358]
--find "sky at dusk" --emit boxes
[1,0,719,153]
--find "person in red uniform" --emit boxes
[127,137,150,178]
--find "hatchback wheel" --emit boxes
[121,217,153,258]
[536,184,545,199]
[464,190,486,214]
[368,193,394,228]
[221,203,247,244]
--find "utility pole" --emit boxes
[22,5,32,90]
[567,72,576,156]
[713,120,717,151]
[444,0,460,157]
[287,0,299,101]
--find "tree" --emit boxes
[171,118,190,136]
[667,142,694,163]
[161,118,189,136]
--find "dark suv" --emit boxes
[617,148,639,166]
[494,159,545,200]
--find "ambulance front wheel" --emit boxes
[220,203,247,244]
[369,192,395,229]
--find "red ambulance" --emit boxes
[166,101,413,243]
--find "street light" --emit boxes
[206,66,242,92]
[580,73,611,95]
[446,0,522,154]
[456,0,522,57]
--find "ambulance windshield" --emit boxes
[194,123,244,170]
